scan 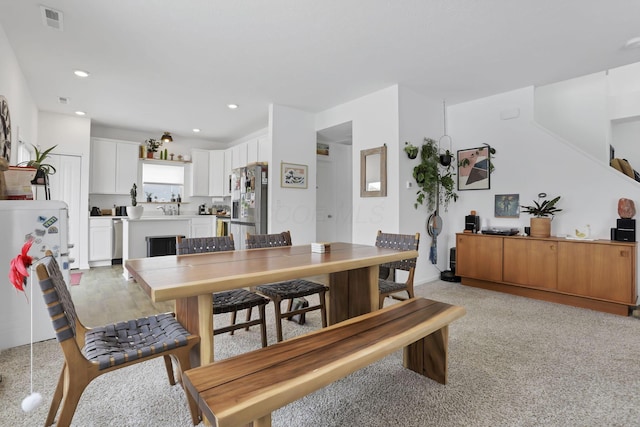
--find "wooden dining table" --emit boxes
[125,242,419,366]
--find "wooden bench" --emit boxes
[183,297,465,427]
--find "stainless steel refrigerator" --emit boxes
[230,163,268,250]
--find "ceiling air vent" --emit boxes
[40,6,64,31]
[58,97,69,105]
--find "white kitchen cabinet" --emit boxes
[190,149,210,196]
[89,218,113,264]
[190,217,214,238]
[257,136,271,163]
[90,138,139,194]
[209,150,225,196]
[231,143,247,170]
[223,149,233,196]
[247,139,258,164]
[191,149,226,197]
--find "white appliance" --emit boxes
[0,200,71,350]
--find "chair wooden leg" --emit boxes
[55,370,89,427]
[273,298,284,342]
[173,351,200,425]
[245,307,253,331]
[319,291,328,328]
[45,364,66,426]
[379,294,385,309]
[163,355,176,385]
[230,309,237,335]
[258,304,268,347]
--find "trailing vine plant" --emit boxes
[409,137,458,212]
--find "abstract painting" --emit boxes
[457,146,491,190]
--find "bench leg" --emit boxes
[403,325,449,385]
[251,413,272,427]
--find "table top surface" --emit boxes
[125,242,419,302]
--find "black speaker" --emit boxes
[615,229,636,242]
[617,218,636,230]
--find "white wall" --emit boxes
[38,112,91,268]
[0,24,38,165]
[316,86,400,245]
[445,86,640,297]
[269,104,317,243]
[534,71,609,162]
[612,118,640,168]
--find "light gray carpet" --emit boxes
[1,281,639,426]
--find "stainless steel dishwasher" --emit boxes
[112,218,123,264]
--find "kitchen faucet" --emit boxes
[156,205,167,215]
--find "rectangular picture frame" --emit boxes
[457,145,491,191]
[281,162,308,189]
[495,194,520,218]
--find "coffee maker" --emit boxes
[198,204,208,215]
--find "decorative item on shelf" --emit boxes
[520,193,562,238]
[613,198,636,241]
[145,138,162,158]
[618,198,636,219]
[18,144,57,185]
[170,153,174,161]
[177,154,183,161]
[126,183,143,219]
[160,132,173,143]
[404,142,418,159]
[145,192,152,202]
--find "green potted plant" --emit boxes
[18,144,57,184]
[411,138,457,212]
[520,193,562,238]
[145,138,162,158]
[127,183,143,219]
[404,142,419,159]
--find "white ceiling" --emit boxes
[1,0,639,144]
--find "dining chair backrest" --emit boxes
[37,253,81,345]
[246,230,292,249]
[375,230,420,271]
[176,234,235,254]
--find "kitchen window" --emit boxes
[142,163,184,202]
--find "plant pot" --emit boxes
[404,144,418,159]
[439,154,452,166]
[30,168,46,185]
[147,151,154,159]
[529,217,551,238]
[126,205,144,219]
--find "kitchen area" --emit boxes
[88,136,270,272]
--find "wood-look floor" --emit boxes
[69,265,175,327]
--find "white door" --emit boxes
[316,159,336,242]
[48,154,82,268]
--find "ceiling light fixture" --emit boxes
[192,128,201,133]
[160,132,173,143]
[227,104,239,109]
[73,70,90,78]
[624,36,640,49]
[75,111,86,116]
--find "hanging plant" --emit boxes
[404,142,419,159]
[411,137,458,212]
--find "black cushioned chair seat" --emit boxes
[214,289,269,314]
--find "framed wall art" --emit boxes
[457,145,491,190]
[495,194,520,218]
[281,162,308,189]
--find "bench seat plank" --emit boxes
[184,297,465,427]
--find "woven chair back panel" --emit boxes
[38,256,78,342]
[375,232,420,271]
[246,231,292,249]
[176,236,235,254]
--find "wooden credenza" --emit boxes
[456,233,637,316]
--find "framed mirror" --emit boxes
[360,144,387,197]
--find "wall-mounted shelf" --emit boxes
[139,158,191,165]
[140,201,188,204]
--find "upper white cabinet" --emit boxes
[231,144,247,170]
[247,139,258,164]
[191,149,226,197]
[257,136,271,163]
[223,149,232,196]
[90,138,139,194]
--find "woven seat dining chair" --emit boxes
[246,231,329,342]
[175,235,269,347]
[35,253,201,427]
[375,230,421,308]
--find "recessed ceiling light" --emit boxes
[192,128,201,133]
[74,70,90,78]
[227,104,239,109]
[75,111,86,116]
[623,36,640,49]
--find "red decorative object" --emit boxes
[618,198,636,219]
[9,239,34,299]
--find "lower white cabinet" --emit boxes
[89,218,113,265]
[190,217,214,238]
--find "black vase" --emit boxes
[439,154,452,166]
[30,168,46,185]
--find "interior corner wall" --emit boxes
[397,86,447,283]
[0,23,38,165]
[269,104,317,244]
[445,86,640,299]
[315,85,400,245]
